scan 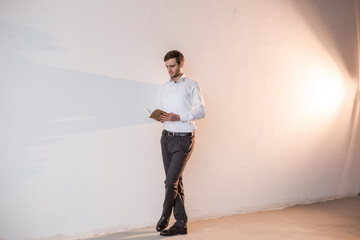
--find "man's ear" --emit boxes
[180,61,184,68]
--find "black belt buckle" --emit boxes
[166,130,175,136]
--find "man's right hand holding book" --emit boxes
[159,112,180,123]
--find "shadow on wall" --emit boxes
[291,0,358,78]
[0,20,159,195]
[344,90,360,190]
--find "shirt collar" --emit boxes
[169,73,186,83]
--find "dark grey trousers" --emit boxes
[160,132,195,226]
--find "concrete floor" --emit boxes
[82,196,360,240]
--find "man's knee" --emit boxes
[165,181,178,191]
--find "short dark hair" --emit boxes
[164,50,184,65]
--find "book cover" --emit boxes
[144,108,167,122]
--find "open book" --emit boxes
[144,108,167,122]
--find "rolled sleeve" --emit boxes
[189,83,206,120]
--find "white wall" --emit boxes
[0,0,359,239]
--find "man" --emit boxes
[156,50,206,236]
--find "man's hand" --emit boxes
[159,112,180,122]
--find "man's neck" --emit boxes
[172,73,184,83]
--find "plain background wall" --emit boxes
[0,0,359,239]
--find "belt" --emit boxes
[163,130,194,137]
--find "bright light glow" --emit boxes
[301,67,344,119]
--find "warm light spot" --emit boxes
[301,67,344,118]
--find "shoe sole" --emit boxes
[160,230,187,236]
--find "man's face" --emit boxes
[165,58,183,79]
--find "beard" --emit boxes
[171,71,183,79]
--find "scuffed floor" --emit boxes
[80,196,360,240]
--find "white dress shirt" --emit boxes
[160,74,206,133]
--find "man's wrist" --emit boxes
[179,112,193,122]
[174,114,180,121]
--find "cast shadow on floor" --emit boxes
[82,230,165,240]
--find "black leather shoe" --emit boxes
[160,224,187,236]
[156,217,169,232]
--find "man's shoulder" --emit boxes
[183,77,199,86]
